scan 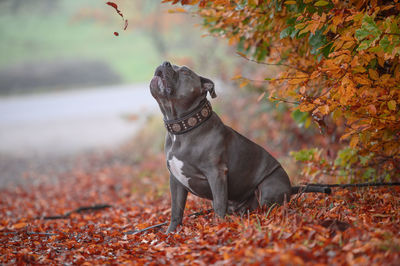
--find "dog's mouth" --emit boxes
[151,66,174,96]
[155,69,167,92]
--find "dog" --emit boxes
[150,61,329,233]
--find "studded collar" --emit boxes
[164,100,212,135]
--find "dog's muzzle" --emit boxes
[151,62,176,95]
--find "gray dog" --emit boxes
[150,61,329,233]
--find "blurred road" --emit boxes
[0,84,160,187]
[0,84,158,157]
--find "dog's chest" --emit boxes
[165,134,212,194]
[168,156,191,187]
[167,154,207,189]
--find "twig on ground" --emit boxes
[124,222,168,235]
[38,204,112,220]
[125,208,213,235]
[26,231,59,236]
[305,182,400,188]
[0,231,59,236]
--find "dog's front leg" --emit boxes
[206,164,228,218]
[167,174,188,233]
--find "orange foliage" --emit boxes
[163,0,400,181]
[1,152,399,264]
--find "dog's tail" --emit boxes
[291,185,331,195]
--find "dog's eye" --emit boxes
[180,68,190,75]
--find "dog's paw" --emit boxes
[166,223,179,234]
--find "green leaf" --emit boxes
[369,58,377,69]
[290,149,318,162]
[355,15,382,47]
[368,46,383,53]
[321,42,333,58]
[255,44,269,61]
[353,13,364,22]
[357,39,372,51]
[390,19,399,34]
[362,168,376,180]
[309,29,326,55]
[286,17,297,26]
[359,155,369,166]
[334,148,357,167]
[290,29,300,39]
[355,29,370,41]
[363,15,381,35]
[280,26,294,39]
[383,173,391,182]
[379,36,390,52]
[291,109,309,126]
[305,117,311,128]
[314,0,329,7]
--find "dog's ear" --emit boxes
[200,76,217,98]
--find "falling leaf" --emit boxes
[106,2,128,34]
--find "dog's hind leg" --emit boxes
[257,167,292,206]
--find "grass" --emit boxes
[0,0,161,84]
[0,0,236,93]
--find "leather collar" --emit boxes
[164,100,212,135]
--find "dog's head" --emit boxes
[150,62,216,118]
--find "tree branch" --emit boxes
[237,52,310,74]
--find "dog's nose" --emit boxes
[162,61,172,67]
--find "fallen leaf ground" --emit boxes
[1,151,399,265]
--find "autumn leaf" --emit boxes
[319,105,330,115]
[368,69,379,80]
[239,80,249,88]
[350,135,359,147]
[12,222,28,229]
[236,51,247,58]
[388,100,397,111]
[314,1,330,7]
[367,104,377,115]
[288,77,308,85]
[168,8,187,13]
[299,103,315,112]
[231,74,242,80]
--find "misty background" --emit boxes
[0,0,236,187]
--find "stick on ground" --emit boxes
[39,204,112,220]
[125,208,213,235]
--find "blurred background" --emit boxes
[0,0,237,187]
[0,0,306,190]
